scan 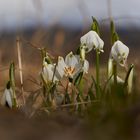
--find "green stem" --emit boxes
[96,50,100,99]
[113,61,117,86]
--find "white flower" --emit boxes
[57,52,89,79]
[110,40,129,66]
[80,31,104,53]
[41,63,61,83]
[1,88,13,108]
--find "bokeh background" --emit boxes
[0,0,140,89]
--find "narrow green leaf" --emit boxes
[76,45,81,55]
[124,64,134,93]
[9,62,17,108]
[41,48,52,65]
[110,20,119,44]
[113,32,119,43]
[74,72,83,86]
[6,81,11,89]
[91,17,100,35]
[88,81,95,100]
[110,20,115,36]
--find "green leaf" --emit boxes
[41,48,52,65]
[124,64,134,93]
[80,46,86,60]
[112,32,119,43]
[44,57,52,65]
[6,81,11,89]
[102,74,113,93]
[40,73,48,88]
[91,17,100,35]
[9,62,15,88]
[74,72,83,86]
[88,81,95,101]
[110,20,119,44]
[110,20,115,36]
[76,45,81,55]
[9,62,17,108]
[76,93,85,113]
[41,48,46,62]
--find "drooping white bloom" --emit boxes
[41,63,61,83]
[1,88,13,108]
[110,40,129,66]
[80,31,104,53]
[57,52,89,79]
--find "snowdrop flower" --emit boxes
[80,31,104,53]
[41,63,62,84]
[57,52,89,80]
[110,40,129,66]
[1,88,13,108]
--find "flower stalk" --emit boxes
[113,61,117,86]
[96,50,100,98]
[16,36,25,105]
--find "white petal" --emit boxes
[96,36,104,51]
[6,89,13,108]
[42,64,59,83]
[65,52,79,68]
[43,64,53,81]
[82,60,89,73]
[80,31,104,52]
[1,89,13,108]
[57,56,66,78]
[74,55,82,68]
[111,40,129,66]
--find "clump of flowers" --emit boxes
[0,18,135,113]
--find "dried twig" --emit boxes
[59,100,99,108]
[16,36,25,104]
[21,37,42,50]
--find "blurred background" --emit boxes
[0,0,140,88]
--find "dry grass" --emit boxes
[0,28,140,140]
